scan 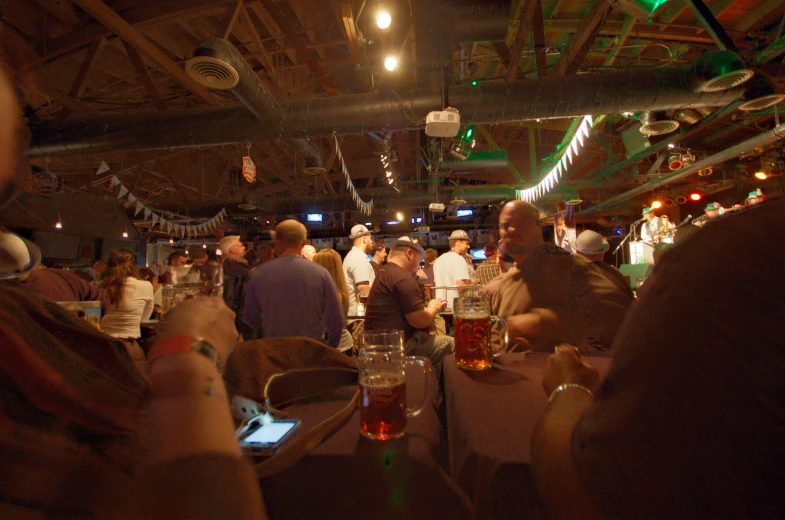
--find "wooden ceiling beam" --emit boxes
[71,0,220,106]
[33,0,84,26]
[219,0,245,40]
[332,0,371,91]
[734,0,784,32]
[40,0,237,62]
[33,84,100,116]
[603,16,635,67]
[238,3,282,94]
[121,41,167,111]
[552,0,611,76]
[531,0,547,76]
[68,37,105,98]
[497,0,539,81]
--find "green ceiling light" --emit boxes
[471,80,478,86]
[691,50,754,93]
[609,0,667,22]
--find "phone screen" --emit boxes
[243,421,297,445]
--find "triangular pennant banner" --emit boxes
[128,194,136,204]
[117,185,128,199]
[152,214,159,227]
[110,175,121,187]
[144,208,151,220]
[135,201,144,216]
[96,161,111,175]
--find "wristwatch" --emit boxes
[148,335,219,365]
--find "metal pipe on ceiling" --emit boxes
[578,123,785,215]
[187,37,324,173]
[27,62,745,157]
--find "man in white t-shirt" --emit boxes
[343,224,375,315]
[434,230,473,309]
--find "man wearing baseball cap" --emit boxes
[343,224,375,315]
[475,243,502,285]
[365,237,452,370]
[433,229,473,310]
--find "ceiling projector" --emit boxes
[425,107,460,138]
[428,202,446,212]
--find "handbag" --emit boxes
[223,337,361,478]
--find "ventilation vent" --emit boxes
[699,69,754,92]
[640,120,679,136]
[450,198,467,206]
[238,203,256,211]
[738,94,785,112]
[186,56,240,90]
[303,166,327,176]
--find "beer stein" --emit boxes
[453,296,510,370]
[358,330,433,440]
[161,262,223,314]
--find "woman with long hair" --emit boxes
[312,248,353,352]
[100,249,154,357]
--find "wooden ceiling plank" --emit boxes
[531,0,547,75]
[33,0,83,26]
[658,0,687,25]
[684,0,737,51]
[734,0,784,32]
[476,126,526,183]
[258,0,339,95]
[498,0,539,81]
[239,4,281,91]
[33,84,100,116]
[246,2,299,65]
[121,40,167,111]
[40,0,236,63]
[71,0,219,106]
[552,0,611,77]
[219,0,245,40]
[751,33,785,66]
[68,37,106,98]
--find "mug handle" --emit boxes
[403,356,433,418]
[491,315,511,356]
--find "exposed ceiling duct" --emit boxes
[737,71,785,112]
[439,150,509,174]
[28,57,747,158]
[265,186,516,214]
[639,111,680,136]
[185,37,324,175]
[690,50,754,93]
[413,0,510,92]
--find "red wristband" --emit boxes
[148,335,218,365]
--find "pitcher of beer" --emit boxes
[358,330,433,441]
[453,296,510,370]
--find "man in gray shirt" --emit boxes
[243,219,343,347]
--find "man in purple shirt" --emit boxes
[243,219,343,347]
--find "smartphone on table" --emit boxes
[237,416,300,455]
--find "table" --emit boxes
[257,362,473,520]
[443,351,610,519]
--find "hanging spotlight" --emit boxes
[54,214,63,229]
[385,170,393,178]
[650,200,663,209]
[689,192,702,201]
[376,10,392,29]
[387,177,394,184]
[754,171,767,180]
[169,238,174,244]
[384,55,398,71]
[667,143,676,149]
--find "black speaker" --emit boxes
[619,263,653,289]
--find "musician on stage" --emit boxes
[747,189,765,206]
[694,202,722,227]
[640,207,660,243]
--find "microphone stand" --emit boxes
[613,220,641,255]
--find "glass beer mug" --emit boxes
[358,330,433,441]
[453,296,510,370]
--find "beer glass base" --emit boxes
[360,430,406,441]
[455,360,493,371]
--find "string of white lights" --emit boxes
[516,115,595,203]
[334,134,374,216]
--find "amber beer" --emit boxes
[454,314,493,370]
[359,373,407,440]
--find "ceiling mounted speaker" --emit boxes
[238,194,256,211]
[639,111,679,136]
[450,197,468,206]
[738,71,785,112]
[185,56,240,90]
[691,50,754,93]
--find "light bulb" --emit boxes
[387,177,394,184]
[385,170,393,178]
[169,238,174,244]
[754,171,767,180]
[668,143,675,149]
[376,10,391,29]
[384,56,398,71]
[122,230,129,238]
[651,200,663,209]
[396,212,403,221]
[55,221,62,229]
[689,193,702,201]
[202,243,207,248]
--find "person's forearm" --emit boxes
[143,352,241,466]
[406,307,437,330]
[531,388,602,520]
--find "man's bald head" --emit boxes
[301,244,316,260]
[274,220,307,256]
[498,200,544,256]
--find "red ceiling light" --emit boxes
[689,192,702,201]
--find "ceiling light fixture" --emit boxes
[689,192,702,201]
[169,238,174,244]
[650,200,663,209]
[754,171,767,180]
[54,214,63,229]
[667,143,676,149]
[396,212,403,222]
[122,228,129,238]
[385,170,393,178]
[376,10,391,29]
[384,56,398,71]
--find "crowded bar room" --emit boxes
[1,0,783,518]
